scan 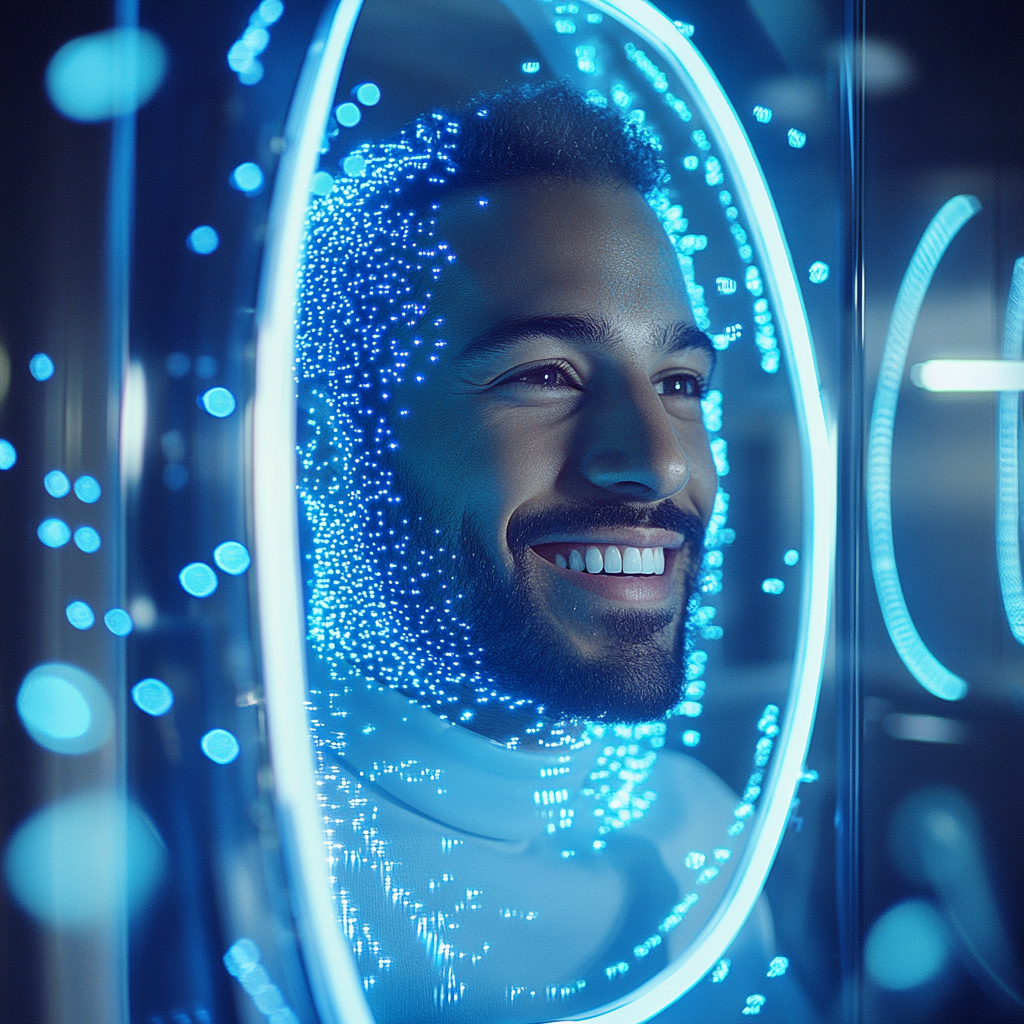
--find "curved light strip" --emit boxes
[545,3,835,1021]
[866,194,979,703]
[251,1,374,1022]
[997,258,1024,644]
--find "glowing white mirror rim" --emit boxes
[251,1,835,1022]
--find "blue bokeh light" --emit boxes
[74,526,101,553]
[38,518,71,548]
[865,900,951,990]
[257,0,284,24]
[0,440,16,470]
[231,161,265,193]
[187,225,220,255]
[335,101,361,127]
[104,608,133,636]
[214,541,251,575]
[522,61,541,74]
[310,170,334,196]
[752,105,772,123]
[74,475,101,503]
[762,578,785,595]
[44,470,71,497]
[29,353,55,381]
[342,153,367,178]
[131,678,174,716]
[200,386,237,418]
[354,82,380,106]
[16,663,113,755]
[202,728,240,764]
[787,128,807,149]
[179,562,218,597]
[66,601,95,629]
[783,549,800,566]
[808,260,830,284]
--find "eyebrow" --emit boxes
[456,314,716,369]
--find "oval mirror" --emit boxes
[252,1,834,1021]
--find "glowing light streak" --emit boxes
[911,358,1024,391]
[866,194,979,702]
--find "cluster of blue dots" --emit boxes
[223,938,299,1023]
[178,540,251,597]
[227,0,283,86]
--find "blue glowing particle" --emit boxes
[66,601,95,630]
[674,20,695,36]
[18,668,91,742]
[230,162,264,193]
[187,225,219,255]
[865,900,951,990]
[716,277,737,296]
[38,518,71,548]
[762,578,785,595]
[238,61,264,86]
[521,61,540,74]
[767,956,789,978]
[575,45,597,75]
[683,155,699,171]
[201,728,240,764]
[341,153,367,178]
[310,170,334,196]
[131,678,174,716]
[45,27,167,123]
[787,128,807,149]
[691,129,711,151]
[335,101,360,128]
[165,351,190,377]
[554,18,576,33]
[682,730,700,747]
[808,260,830,284]
[224,938,261,975]
[742,993,766,1015]
[29,353,55,381]
[783,549,799,566]
[0,440,15,469]
[74,475,101,503]
[103,608,133,636]
[257,0,283,24]
[753,105,772,123]
[179,562,218,598]
[44,470,70,497]
[214,541,251,575]
[74,527,101,553]
[200,386,236,418]
[355,82,380,106]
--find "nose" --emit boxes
[579,381,692,500]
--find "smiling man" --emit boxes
[296,82,783,1022]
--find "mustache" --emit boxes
[506,500,707,557]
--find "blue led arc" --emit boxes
[866,195,980,702]
[996,257,1024,645]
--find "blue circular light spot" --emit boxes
[238,61,264,86]
[683,155,699,171]
[258,0,284,23]
[787,127,807,149]
[335,101,361,127]
[187,225,219,255]
[44,470,71,497]
[310,170,334,196]
[201,728,240,764]
[30,354,55,381]
[762,577,785,595]
[66,601,95,630]
[131,678,174,716]
[74,475,101,503]
[38,518,71,548]
[214,541,251,575]
[0,440,16,470]
[682,730,701,747]
[808,260,830,284]
[354,82,380,106]
[200,387,236,418]
[18,672,91,740]
[865,900,951,990]
[74,526,101,553]
[179,562,218,598]
[230,161,264,193]
[342,153,367,178]
[103,608,133,636]
[783,549,800,566]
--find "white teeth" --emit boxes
[569,549,586,572]
[654,547,665,575]
[622,547,643,574]
[603,545,623,574]
[555,553,567,569]
[641,548,656,574]
[585,546,603,573]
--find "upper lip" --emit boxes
[526,529,685,550]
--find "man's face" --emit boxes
[388,178,717,723]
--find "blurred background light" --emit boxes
[44,470,71,497]
[213,541,251,575]
[864,900,951,990]
[16,663,112,754]
[131,677,174,716]
[201,729,240,764]
[179,562,218,597]
[29,353,54,381]
[74,475,101,503]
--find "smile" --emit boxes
[533,543,666,575]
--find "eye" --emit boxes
[654,372,706,398]
[496,360,583,391]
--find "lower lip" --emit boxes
[528,548,680,603]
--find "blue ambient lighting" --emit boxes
[783,549,799,566]
[74,475,101,503]
[200,386,237,417]
[867,195,979,701]
[214,541,251,575]
[44,470,71,497]
[355,82,380,106]
[187,225,220,255]
[132,678,174,716]
[865,900,951,990]
[74,526,101,553]
[163,463,188,490]
[752,105,772,123]
[38,518,71,548]
[165,351,190,377]
[335,102,361,127]
[224,938,301,1023]
[202,728,240,764]
[808,261,829,284]
[66,601,95,629]
[179,562,218,598]
[103,608,133,636]
[29,353,55,381]
[997,258,1024,645]
[231,162,265,193]
[16,663,113,755]
[787,129,806,148]
[45,27,167,122]
[195,354,218,379]
[761,578,785,595]
[0,440,15,470]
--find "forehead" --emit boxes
[428,179,693,343]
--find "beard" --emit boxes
[389,485,707,725]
